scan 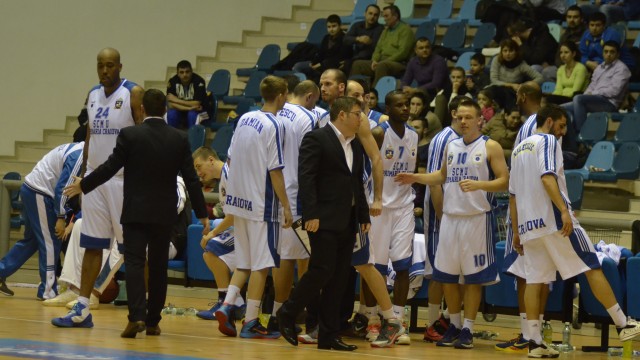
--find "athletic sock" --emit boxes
[449,313,462,329]
[223,285,240,305]
[528,319,542,344]
[520,313,529,339]
[77,296,89,307]
[380,308,396,320]
[607,304,627,328]
[245,299,261,322]
[462,318,474,332]
[364,306,377,320]
[443,307,451,319]
[272,301,282,317]
[392,305,404,321]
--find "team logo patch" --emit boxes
[385,145,394,159]
[221,187,226,198]
[411,147,416,157]
[473,152,484,164]
[447,152,454,165]
[115,99,123,109]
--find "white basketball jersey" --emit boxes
[514,114,537,147]
[225,110,285,222]
[378,122,418,208]
[313,106,329,128]
[509,134,576,242]
[219,163,229,213]
[443,135,493,215]
[278,103,317,216]
[86,79,137,175]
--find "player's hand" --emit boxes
[560,209,573,237]
[199,218,210,236]
[459,179,480,192]
[360,223,371,234]
[55,218,66,239]
[305,219,319,233]
[62,221,74,241]
[394,173,416,185]
[369,199,382,217]
[200,230,215,250]
[513,233,524,256]
[371,61,378,71]
[282,207,293,229]
[63,176,83,197]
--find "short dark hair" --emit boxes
[352,78,370,94]
[260,75,288,102]
[176,60,192,70]
[192,146,219,161]
[327,14,341,25]
[385,90,405,108]
[282,74,300,93]
[589,12,606,24]
[383,5,401,19]
[330,96,362,122]
[325,69,347,88]
[142,89,166,117]
[559,40,581,61]
[293,80,319,97]
[603,40,620,53]
[415,37,431,46]
[449,95,469,113]
[536,104,568,128]
[519,82,542,103]
[471,52,485,66]
[498,38,522,64]
[457,98,482,117]
[369,88,379,97]
[566,5,582,16]
[365,4,380,14]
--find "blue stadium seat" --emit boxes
[547,23,562,42]
[187,224,215,281]
[578,112,609,147]
[415,19,437,44]
[375,76,397,110]
[627,256,640,319]
[541,81,556,94]
[484,241,519,309]
[612,113,640,148]
[468,22,496,51]
[441,21,467,51]
[340,0,376,25]
[203,69,231,130]
[187,124,206,153]
[394,0,415,22]
[566,172,584,210]
[236,44,280,77]
[440,0,481,26]
[565,141,615,180]
[589,143,640,182]
[407,0,453,26]
[287,18,327,51]
[210,124,234,162]
[455,51,475,72]
[223,71,267,104]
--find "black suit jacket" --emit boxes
[298,124,370,231]
[81,117,207,224]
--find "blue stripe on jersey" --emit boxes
[569,228,600,269]
[405,123,418,134]
[551,202,564,234]
[427,127,457,173]
[295,105,316,129]
[121,79,139,92]
[222,163,229,179]
[379,121,390,132]
[543,135,550,171]
[263,169,280,222]
[264,113,284,165]
[368,110,383,123]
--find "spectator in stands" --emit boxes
[349,5,415,86]
[560,5,587,45]
[508,18,559,82]
[466,53,490,99]
[292,14,352,83]
[166,60,208,129]
[410,117,429,172]
[482,107,523,159]
[582,0,640,26]
[477,89,498,123]
[408,91,442,145]
[343,4,384,76]
[489,39,543,110]
[368,88,383,113]
[548,41,589,104]
[530,0,566,22]
[563,40,631,132]
[400,38,449,98]
[579,12,635,72]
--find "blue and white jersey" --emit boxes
[443,135,494,215]
[368,109,384,124]
[509,133,576,242]
[514,114,537,147]
[378,122,418,209]
[86,79,138,176]
[313,106,329,128]
[277,103,316,216]
[24,142,84,217]
[218,163,229,213]
[225,110,285,222]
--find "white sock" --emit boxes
[520,313,530,339]
[428,303,441,325]
[450,313,462,329]
[607,304,627,328]
[77,296,89,307]
[538,314,544,330]
[380,307,395,320]
[392,305,404,321]
[271,301,282,316]
[364,306,377,319]
[223,285,240,305]
[245,299,261,322]
[443,307,450,319]
[528,320,542,344]
[462,318,474,332]
[234,296,245,307]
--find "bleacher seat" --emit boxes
[441,21,467,51]
[415,19,437,43]
[541,81,556,94]
[375,76,397,109]
[210,124,234,162]
[613,113,640,148]
[187,124,206,153]
[287,18,327,51]
[236,44,280,77]
[547,23,562,42]
[394,0,414,22]
[627,256,640,319]
[203,69,231,130]
[455,51,475,71]
[340,0,376,25]
[223,71,267,104]
[440,0,481,26]
[186,224,215,281]
[565,141,615,180]
[578,112,609,147]
[484,241,519,309]
[457,22,495,53]
[589,142,640,182]
[566,172,584,210]
[407,0,453,26]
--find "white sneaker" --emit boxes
[297,326,318,344]
[366,321,381,342]
[528,340,559,358]
[618,319,640,341]
[396,333,411,345]
[43,290,78,307]
[66,294,99,310]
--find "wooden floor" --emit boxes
[0,283,636,360]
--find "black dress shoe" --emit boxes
[317,337,358,351]
[146,325,161,336]
[121,321,145,338]
[276,308,298,346]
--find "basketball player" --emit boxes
[509,104,640,358]
[52,48,143,328]
[214,75,292,339]
[346,79,388,129]
[395,99,509,350]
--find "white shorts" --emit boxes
[522,227,600,284]
[80,176,124,250]
[434,212,499,285]
[370,205,414,274]
[278,217,309,261]
[352,229,375,267]
[503,221,527,279]
[205,228,237,272]
[233,217,279,271]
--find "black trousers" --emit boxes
[122,222,172,326]
[281,216,357,346]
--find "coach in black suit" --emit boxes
[64,89,209,338]
[277,97,370,351]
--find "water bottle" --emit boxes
[623,340,633,358]
[162,303,175,315]
[185,307,198,316]
[608,347,623,356]
[542,321,553,344]
[561,322,573,352]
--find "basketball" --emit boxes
[99,279,120,304]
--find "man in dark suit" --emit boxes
[63,89,210,338]
[277,97,370,351]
